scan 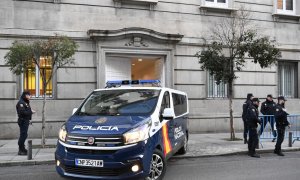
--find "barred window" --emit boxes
[23,57,53,98]
[208,73,227,98]
[278,62,298,98]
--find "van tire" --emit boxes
[145,149,166,180]
[177,134,188,155]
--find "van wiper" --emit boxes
[108,113,120,116]
[77,112,95,116]
[92,112,120,116]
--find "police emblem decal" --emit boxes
[87,137,95,145]
[95,118,107,124]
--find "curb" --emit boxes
[171,147,300,159]
[0,160,55,167]
[0,148,299,167]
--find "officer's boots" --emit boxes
[18,146,28,156]
[274,150,284,156]
[250,153,260,158]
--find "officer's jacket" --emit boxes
[16,98,32,120]
[260,100,276,115]
[246,104,261,128]
[275,104,290,127]
[242,100,252,121]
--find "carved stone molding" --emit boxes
[125,36,149,47]
[88,27,184,43]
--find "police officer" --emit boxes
[260,94,277,142]
[16,91,35,155]
[242,93,254,144]
[274,96,290,156]
[247,98,261,158]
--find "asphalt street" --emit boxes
[0,151,299,180]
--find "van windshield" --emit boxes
[77,89,161,116]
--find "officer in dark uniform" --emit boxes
[274,96,290,156]
[16,91,35,155]
[260,94,277,142]
[242,93,254,144]
[247,98,261,158]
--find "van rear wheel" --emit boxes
[145,149,166,180]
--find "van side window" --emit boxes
[172,93,187,116]
[160,91,170,114]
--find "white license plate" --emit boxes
[75,159,104,167]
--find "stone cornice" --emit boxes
[87,27,184,43]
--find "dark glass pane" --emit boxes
[286,0,293,10]
[217,0,226,3]
[206,0,214,2]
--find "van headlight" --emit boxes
[58,125,67,142]
[124,124,150,145]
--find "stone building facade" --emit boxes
[0,0,300,138]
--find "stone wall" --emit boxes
[0,0,300,138]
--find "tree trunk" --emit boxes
[41,80,46,147]
[228,81,235,140]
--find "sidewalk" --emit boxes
[0,139,57,167]
[177,133,300,158]
[0,133,299,167]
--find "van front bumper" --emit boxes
[55,140,151,180]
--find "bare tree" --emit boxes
[196,7,281,140]
[5,35,79,146]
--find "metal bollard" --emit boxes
[288,132,293,147]
[27,140,32,160]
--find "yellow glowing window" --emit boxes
[24,56,53,98]
[278,0,283,9]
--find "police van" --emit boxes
[55,80,189,180]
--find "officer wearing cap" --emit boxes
[16,91,35,155]
[274,96,290,156]
[260,94,277,142]
[247,97,261,158]
[242,93,254,144]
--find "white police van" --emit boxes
[55,80,189,180]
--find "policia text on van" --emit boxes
[55,80,189,180]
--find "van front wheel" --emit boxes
[145,149,166,180]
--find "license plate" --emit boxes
[75,159,104,167]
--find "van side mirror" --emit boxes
[162,108,175,120]
[72,108,78,115]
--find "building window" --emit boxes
[208,73,227,98]
[278,62,298,98]
[205,0,228,8]
[277,0,296,14]
[23,57,53,98]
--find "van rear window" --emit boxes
[172,93,187,116]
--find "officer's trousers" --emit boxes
[248,128,258,155]
[275,127,285,152]
[18,119,30,150]
[243,120,249,140]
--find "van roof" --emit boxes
[93,87,187,95]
